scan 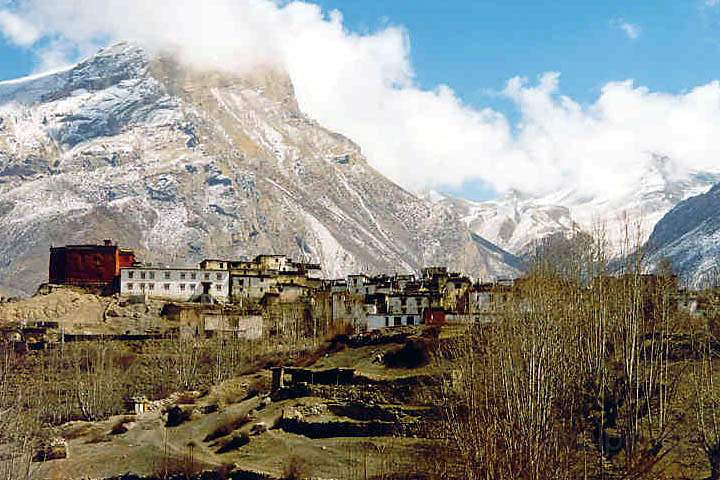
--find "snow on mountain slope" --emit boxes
[423,190,577,257]
[645,182,720,289]
[541,156,720,249]
[0,43,521,294]
[429,155,720,257]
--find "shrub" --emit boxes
[383,338,435,369]
[110,415,136,435]
[215,432,250,454]
[283,454,309,480]
[166,406,193,427]
[244,376,270,401]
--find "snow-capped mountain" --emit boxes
[645,182,720,289]
[429,155,720,257]
[542,156,720,249]
[422,190,578,257]
[0,43,521,294]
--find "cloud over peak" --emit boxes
[0,0,719,201]
[0,10,39,46]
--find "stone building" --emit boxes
[49,240,135,291]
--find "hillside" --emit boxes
[0,43,521,295]
[646,182,720,288]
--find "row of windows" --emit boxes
[126,271,224,281]
[384,316,417,327]
[234,277,268,286]
[125,283,225,291]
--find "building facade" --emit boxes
[366,313,423,331]
[49,240,135,290]
[120,267,230,301]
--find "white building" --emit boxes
[120,267,230,301]
[366,314,423,331]
[386,295,430,315]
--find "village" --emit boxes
[1,239,714,350]
[3,239,720,479]
[0,239,521,347]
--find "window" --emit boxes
[215,284,222,290]
[128,271,134,279]
[204,273,210,280]
[219,262,224,269]
[385,316,389,327]
[180,273,186,280]
[407,316,415,326]
[394,316,402,326]
[216,273,222,280]
[127,283,133,289]
[140,283,145,289]
[164,284,170,291]
[164,272,171,279]
[149,272,155,279]
[140,272,146,279]
[148,283,155,290]
[190,284,196,290]
[191,273,196,280]
[180,284,186,291]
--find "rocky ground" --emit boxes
[20,327,448,479]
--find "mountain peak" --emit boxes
[0,44,521,294]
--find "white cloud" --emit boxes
[1,0,720,201]
[0,9,39,45]
[706,0,720,7]
[612,18,641,39]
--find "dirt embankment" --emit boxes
[0,286,167,335]
[0,287,109,326]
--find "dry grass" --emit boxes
[282,454,309,480]
[204,413,252,442]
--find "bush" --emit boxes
[166,406,193,427]
[383,338,435,369]
[244,376,270,401]
[215,432,250,454]
[283,454,309,479]
[110,415,136,435]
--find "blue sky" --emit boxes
[1,0,720,200]
[311,0,720,113]
[5,1,718,111]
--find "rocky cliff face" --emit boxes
[645,182,720,288]
[0,43,521,294]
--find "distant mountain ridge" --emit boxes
[0,43,521,294]
[426,155,720,258]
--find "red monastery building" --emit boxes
[49,240,135,291]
